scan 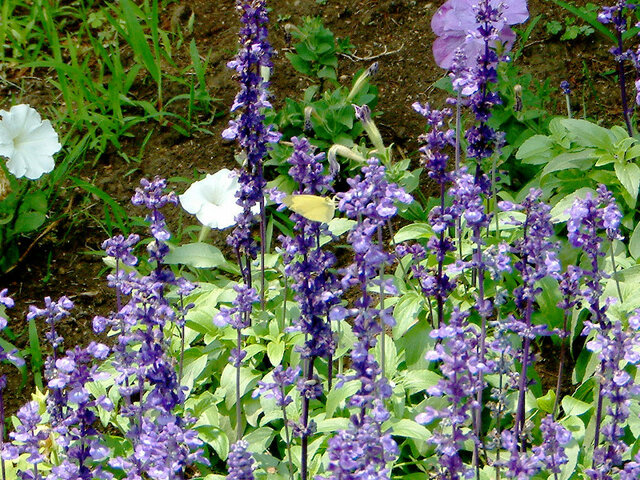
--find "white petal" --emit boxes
[5,151,27,178]
[23,153,54,180]
[179,182,206,214]
[196,204,225,229]
[16,120,61,155]
[1,104,42,138]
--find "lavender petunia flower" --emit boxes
[431,0,529,70]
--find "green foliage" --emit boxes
[285,17,353,83]
[516,118,640,209]
[544,3,598,41]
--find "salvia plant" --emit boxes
[7,1,640,480]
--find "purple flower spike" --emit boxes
[227,440,256,480]
[224,0,281,266]
[132,177,178,265]
[0,288,12,330]
[533,415,571,474]
[253,366,301,407]
[319,416,398,480]
[27,296,73,350]
[1,401,49,465]
[416,308,488,480]
[102,234,140,266]
[584,313,640,477]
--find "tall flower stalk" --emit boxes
[94,177,207,479]
[499,189,561,448]
[598,1,636,135]
[412,104,457,326]
[0,290,22,480]
[270,136,340,480]
[565,186,623,462]
[223,0,281,308]
[321,158,410,480]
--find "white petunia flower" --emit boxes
[0,104,62,180]
[180,168,250,229]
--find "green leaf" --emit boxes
[316,417,350,433]
[540,150,597,177]
[629,222,640,260]
[536,390,556,414]
[326,218,355,237]
[28,319,43,389]
[516,134,554,164]
[285,52,311,75]
[384,418,431,440]
[399,319,433,368]
[561,395,592,417]
[560,118,614,150]
[394,223,433,243]
[325,380,359,418]
[181,348,208,393]
[401,370,441,395]
[196,425,229,460]
[24,192,47,213]
[244,427,274,453]
[532,277,563,330]
[164,242,225,268]
[119,0,160,83]
[13,212,45,234]
[266,340,285,367]
[392,292,424,338]
[614,162,640,202]
[221,365,259,409]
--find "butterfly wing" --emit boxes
[283,194,335,223]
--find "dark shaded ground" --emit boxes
[0,0,624,416]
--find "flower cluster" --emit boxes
[501,415,571,479]
[253,366,300,407]
[269,136,341,479]
[500,189,561,312]
[566,186,623,325]
[1,401,49,468]
[583,313,640,478]
[0,289,21,367]
[416,309,488,479]
[598,2,638,124]
[131,176,178,266]
[319,415,398,480]
[45,342,113,480]
[275,137,340,362]
[403,104,458,322]
[323,158,411,480]
[214,284,260,366]
[92,178,206,478]
[227,440,255,480]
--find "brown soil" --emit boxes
[0,0,626,418]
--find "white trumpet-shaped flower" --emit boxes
[0,104,62,180]
[180,168,251,229]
